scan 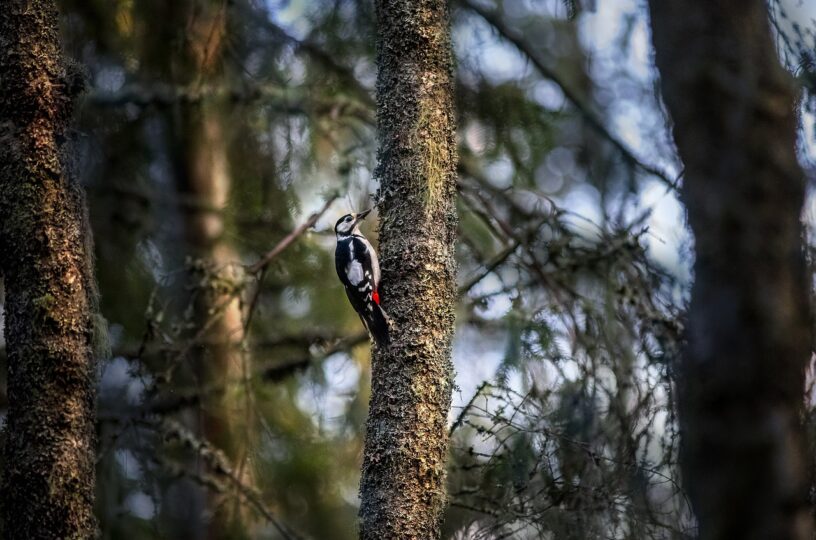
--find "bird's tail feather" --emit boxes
[365,304,390,348]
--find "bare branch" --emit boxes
[86,82,375,124]
[247,194,340,275]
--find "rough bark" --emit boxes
[0,1,98,538]
[648,2,812,539]
[358,1,458,539]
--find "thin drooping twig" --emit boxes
[132,417,304,540]
[243,265,269,333]
[458,243,521,297]
[449,381,491,436]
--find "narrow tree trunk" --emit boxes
[168,4,254,538]
[0,1,98,538]
[358,1,458,538]
[176,103,252,540]
[648,2,812,538]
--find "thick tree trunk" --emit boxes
[0,1,98,538]
[648,2,812,539]
[358,1,458,539]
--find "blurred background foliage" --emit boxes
[0,0,813,538]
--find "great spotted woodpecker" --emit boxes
[335,209,390,347]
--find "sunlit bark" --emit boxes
[0,1,98,537]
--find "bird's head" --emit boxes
[335,208,372,238]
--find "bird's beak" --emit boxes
[356,208,372,221]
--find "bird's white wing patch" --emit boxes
[358,236,380,287]
[346,260,364,285]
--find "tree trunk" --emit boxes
[358,1,458,539]
[176,103,252,540]
[168,4,254,538]
[0,1,98,538]
[648,2,812,539]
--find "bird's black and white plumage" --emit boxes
[335,209,390,347]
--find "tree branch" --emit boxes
[247,194,340,275]
[461,0,678,189]
[86,82,374,124]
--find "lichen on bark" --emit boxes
[0,1,98,538]
[358,1,458,539]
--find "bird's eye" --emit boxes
[345,216,352,222]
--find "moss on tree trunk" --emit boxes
[648,2,812,538]
[0,1,98,538]
[358,1,458,538]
